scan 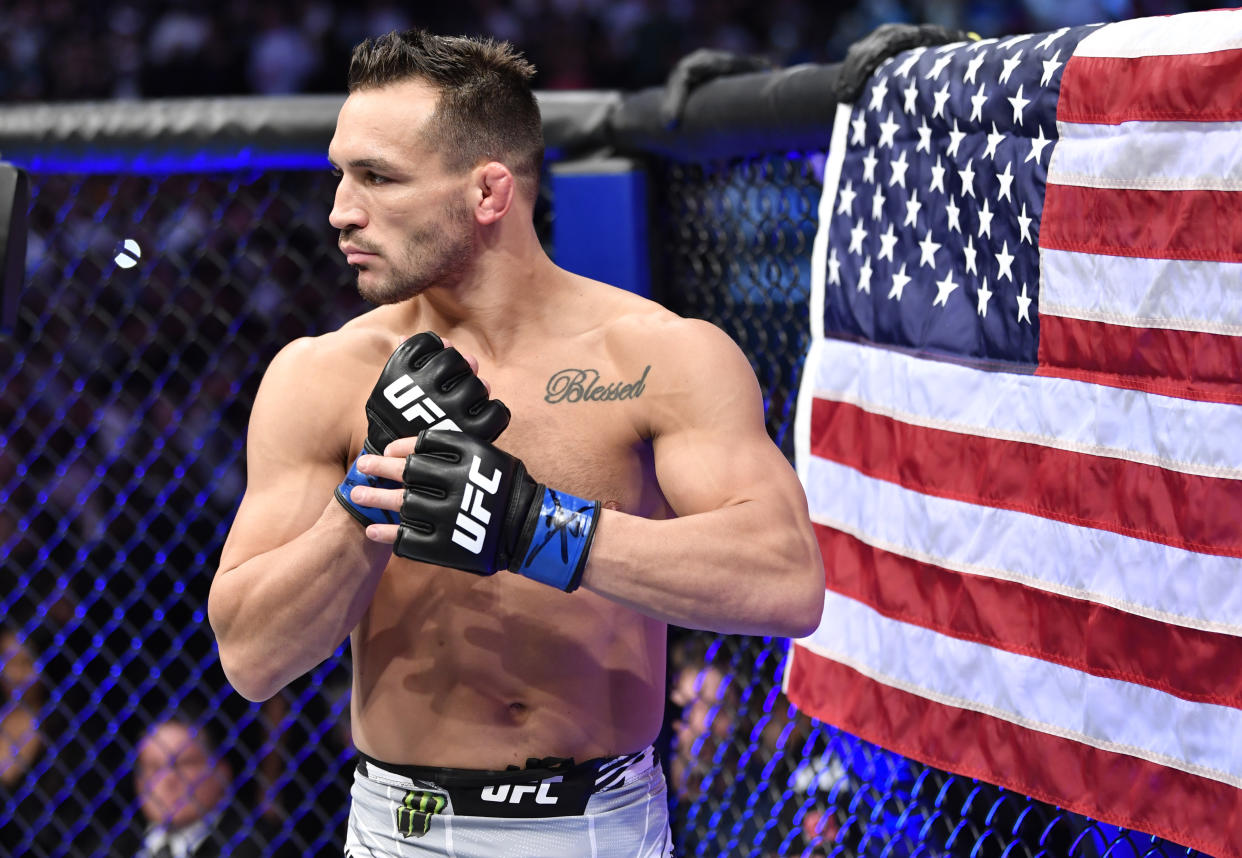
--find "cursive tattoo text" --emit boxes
[545,366,650,404]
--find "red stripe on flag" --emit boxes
[815,523,1242,707]
[1040,183,1242,262]
[1037,314,1242,405]
[809,398,1242,556]
[785,649,1242,858]
[1058,50,1242,124]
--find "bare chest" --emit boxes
[483,356,661,516]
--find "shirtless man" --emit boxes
[207,29,823,856]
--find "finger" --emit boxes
[365,523,399,544]
[347,484,403,511]
[377,437,418,459]
[438,336,481,376]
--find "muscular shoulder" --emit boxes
[250,323,395,461]
[592,299,760,437]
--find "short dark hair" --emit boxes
[348,30,544,199]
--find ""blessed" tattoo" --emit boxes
[545,366,650,404]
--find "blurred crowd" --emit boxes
[0,0,1211,103]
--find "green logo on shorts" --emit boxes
[396,789,447,838]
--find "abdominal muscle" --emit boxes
[347,557,668,769]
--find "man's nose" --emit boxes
[329,178,366,231]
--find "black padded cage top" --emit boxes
[0,67,1204,858]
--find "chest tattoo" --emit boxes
[544,365,651,404]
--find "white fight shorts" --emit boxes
[344,747,673,857]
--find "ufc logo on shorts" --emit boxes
[479,776,561,806]
[383,375,461,432]
[452,456,501,554]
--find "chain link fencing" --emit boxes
[0,104,1207,858]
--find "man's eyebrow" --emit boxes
[328,157,398,172]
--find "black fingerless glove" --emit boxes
[335,332,510,526]
[393,431,601,593]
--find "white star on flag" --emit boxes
[995,240,1015,280]
[890,150,910,188]
[903,79,919,113]
[918,228,941,268]
[863,147,878,182]
[975,275,992,316]
[837,180,857,215]
[1026,126,1051,163]
[1009,85,1030,124]
[888,262,911,300]
[997,162,1015,201]
[970,83,989,121]
[958,160,977,198]
[869,76,889,111]
[903,190,922,227]
[1016,281,1032,322]
[933,270,960,306]
[984,123,1005,159]
[849,219,867,254]
[857,256,874,293]
[999,51,1023,83]
[977,199,994,238]
[878,223,899,261]
[878,112,900,148]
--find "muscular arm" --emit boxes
[356,318,824,637]
[580,319,824,637]
[207,337,389,701]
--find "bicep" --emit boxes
[649,327,807,518]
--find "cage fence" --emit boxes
[0,94,1208,858]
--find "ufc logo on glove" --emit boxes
[382,376,461,433]
[452,457,501,554]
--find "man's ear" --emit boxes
[474,162,515,225]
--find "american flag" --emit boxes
[783,10,1242,857]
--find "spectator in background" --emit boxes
[0,620,76,857]
[668,634,810,858]
[114,709,288,858]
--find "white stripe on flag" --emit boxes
[803,590,1242,787]
[1049,120,1242,191]
[1039,248,1242,336]
[1072,10,1242,57]
[804,455,1242,635]
[807,338,1242,478]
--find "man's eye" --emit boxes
[330,167,343,178]
[366,172,389,185]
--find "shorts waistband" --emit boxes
[355,747,658,818]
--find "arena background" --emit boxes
[0,3,1221,857]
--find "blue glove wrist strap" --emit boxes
[513,487,601,592]
[334,453,401,527]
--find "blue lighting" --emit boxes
[7,150,334,176]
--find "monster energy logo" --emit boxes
[395,789,447,838]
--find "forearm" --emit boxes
[208,504,390,701]
[579,503,825,637]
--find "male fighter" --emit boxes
[208,29,823,856]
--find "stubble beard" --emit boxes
[353,203,475,306]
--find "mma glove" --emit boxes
[335,332,511,527]
[393,431,601,593]
[835,23,977,102]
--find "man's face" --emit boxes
[327,79,476,304]
[135,723,228,830]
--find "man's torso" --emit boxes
[337,289,675,768]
